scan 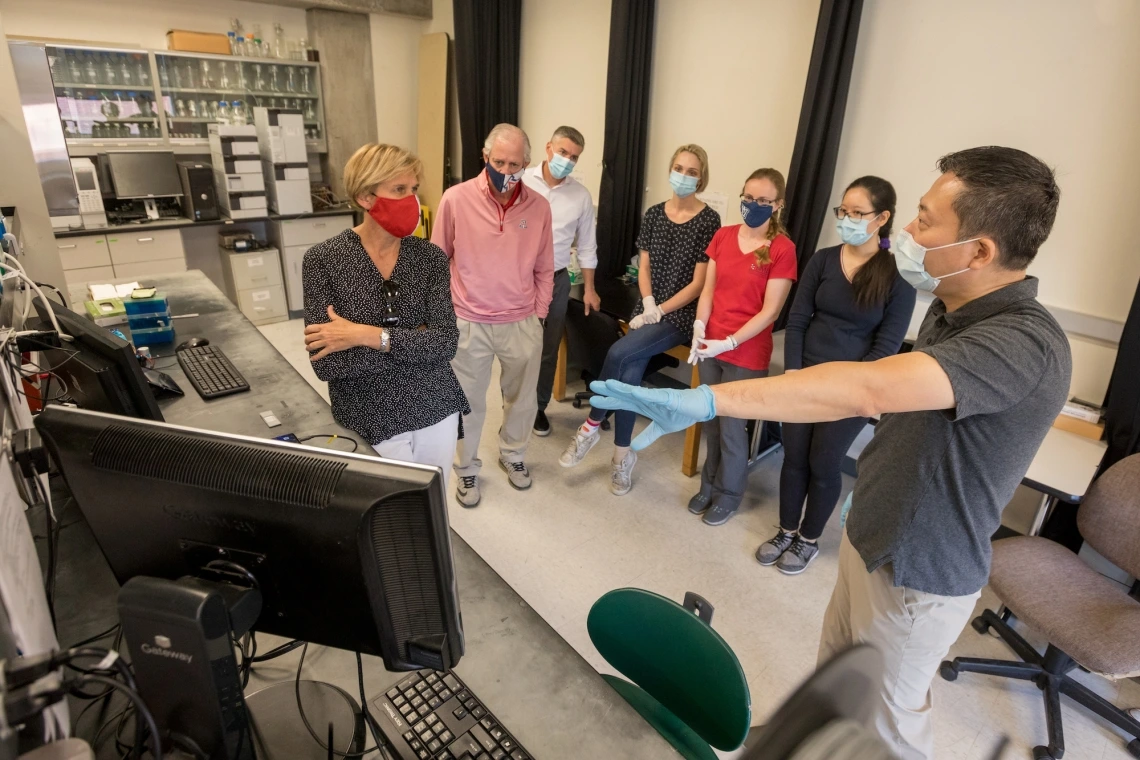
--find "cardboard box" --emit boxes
[1053,413,1105,441]
[167,30,232,55]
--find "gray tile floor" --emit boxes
[260,318,1140,759]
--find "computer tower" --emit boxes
[178,161,220,222]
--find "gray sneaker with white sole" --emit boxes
[559,426,600,468]
[756,529,797,566]
[777,536,820,575]
[610,451,637,496]
[499,458,532,490]
[456,475,481,508]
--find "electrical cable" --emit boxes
[0,251,70,339]
[294,643,378,757]
[250,638,304,662]
[72,674,162,760]
[66,623,121,649]
[297,433,358,453]
[357,651,396,760]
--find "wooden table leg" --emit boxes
[553,331,568,403]
[682,362,701,477]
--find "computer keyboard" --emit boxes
[371,669,533,760]
[176,345,250,399]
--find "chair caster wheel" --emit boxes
[1127,738,1140,758]
[572,399,583,409]
[939,661,958,682]
[971,616,992,635]
[1032,746,1055,760]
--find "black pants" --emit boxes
[778,417,867,540]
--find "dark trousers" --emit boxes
[778,417,868,540]
[588,321,684,447]
[697,358,768,510]
[536,268,571,411]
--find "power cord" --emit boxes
[293,642,381,757]
[297,433,359,453]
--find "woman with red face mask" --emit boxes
[303,143,469,480]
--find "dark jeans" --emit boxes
[536,268,571,410]
[697,359,768,510]
[588,321,684,447]
[778,417,868,540]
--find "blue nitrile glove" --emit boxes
[589,379,716,451]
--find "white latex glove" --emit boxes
[628,313,647,330]
[695,335,737,361]
[641,296,664,325]
[687,320,707,364]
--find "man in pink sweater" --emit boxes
[432,123,555,507]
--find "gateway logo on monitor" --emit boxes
[139,634,194,664]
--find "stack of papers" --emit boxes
[88,282,141,301]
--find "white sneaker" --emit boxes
[559,425,600,468]
[498,458,532,490]
[456,475,480,508]
[610,451,637,496]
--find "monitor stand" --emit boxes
[143,198,160,220]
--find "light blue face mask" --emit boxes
[892,229,979,292]
[836,215,877,246]
[548,153,575,179]
[670,171,699,198]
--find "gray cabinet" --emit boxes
[221,248,288,325]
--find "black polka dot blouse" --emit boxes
[633,202,721,339]
[303,229,470,445]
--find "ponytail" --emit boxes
[742,167,787,266]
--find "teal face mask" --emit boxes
[836,216,876,246]
[670,171,698,198]
[548,153,575,179]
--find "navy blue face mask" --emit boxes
[741,200,775,229]
[486,161,523,194]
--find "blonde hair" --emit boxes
[741,167,787,266]
[344,143,424,210]
[670,144,710,193]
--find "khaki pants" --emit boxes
[818,531,980,760]
[452,316,543,478]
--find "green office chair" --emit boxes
[587,588,751,760]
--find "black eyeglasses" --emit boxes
[833,206,879,221]
[741,194,777,206]
[380,280,400,328]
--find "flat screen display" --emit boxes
[106,151,182,199]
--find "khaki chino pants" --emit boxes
[451,316,543,478]
[818,531,981,760]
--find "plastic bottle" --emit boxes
[217,101,231,125]
[119,57,132,86]
[102,54,116,85]
[83,53,98,84]
[231,100,247,125]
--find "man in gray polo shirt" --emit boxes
[590,146,1071,759]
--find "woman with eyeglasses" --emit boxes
[559,144,720,496]
[302,143,469,479]
[755,176,916,575]
[686,168,797,527]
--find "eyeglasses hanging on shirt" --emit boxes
[379,280,401,327]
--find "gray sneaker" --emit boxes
[456,475,481,508]
[559,426,600,468]
[610,451,637,496]
[702,503,736,526]
[687,492,712,515]
[499,458,532,490]
[777,536,820,575]
[756,529,797,566]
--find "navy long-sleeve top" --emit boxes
[783,246,917,370]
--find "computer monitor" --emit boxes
[34,405,463,670]
[33,297,162,420]
[106,150,183,199]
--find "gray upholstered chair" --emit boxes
[940,452,1140,760]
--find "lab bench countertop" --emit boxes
[55,206,356,238]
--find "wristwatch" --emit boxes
[379,328,391,352]
[728,334,739,349]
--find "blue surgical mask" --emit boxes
[740,200,774,229]
[548,153,575,180]
[892,229,979,292]
[486,161,523,194]
[670,171,699,198]
[836,215,876,246]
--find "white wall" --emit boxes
[518,0,610,199]
[0,0,308,50]
[643,0,819,224]
[370,12,425,151]
[831,0,1140,401]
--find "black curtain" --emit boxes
[453,0,522,181]
[776,0,864,330]
[595,0,656,281]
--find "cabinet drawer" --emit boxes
[114,258,188,279]
[107,228,185,265]
[278,215,353,247]
[237,285,288,324]
[229,250,283,292]
[57,235,110,270]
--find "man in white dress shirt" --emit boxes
[523,126,601,437]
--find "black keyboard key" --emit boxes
[393,695,406,708]
[410,740,424,752]
[428,739,442,753]
[416,681,431,693]
[402,731,415,743]
[489,726,505,741]
[464,698,478,711]
[453,707,467,720]
[411,696,425,708]
[491,749,506,760]
[476,755,490,760]
[472,706,487,719]
[428,696,442,709]
[413,721,427,734]
[510,751,528,760]
[439,688,453,701]
[470,725,496,753]
[425,714,439,727]
[426,673,441,685]
[456,691,470,703]
[447,734,482,758]
[417,750,429,760]
[438,753,453,760]
[500,738,515,752]
[417,705,431,717]
[437,730,453,744]
[386,687,400,700]
[443,674,461,691]
[479,718,494,731]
